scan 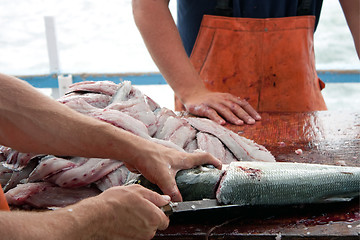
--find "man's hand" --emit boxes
[184,90,261,126]
[125,146,222,202]
[0,185,171,240]
[80,185,171,240]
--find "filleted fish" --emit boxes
[1,80,275,208]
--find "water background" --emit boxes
[0,0,359,110]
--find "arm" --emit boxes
[339,0,360,58]
[0,73,222,201]
[132,0,260,125]
[0,185,170,240]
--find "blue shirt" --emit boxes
[177,0,324,56]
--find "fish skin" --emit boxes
[0,164,13,186]
[176,165,224,201]
[134,165,224,201]
[3,160,38,192]
[216,162,360,206]
[134,162,360,205]
[3,150,44,171]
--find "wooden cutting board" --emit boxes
[154,111,360,240]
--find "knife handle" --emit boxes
[160,202,174,216]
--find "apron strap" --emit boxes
[297,0,313,16]
[215,0,233,17]
[215,0,313,17]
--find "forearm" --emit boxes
[0,73,157,165]
[0,196,111,240]
[339,0,360,58]
[132,0,208,103]
[0,207,94,240]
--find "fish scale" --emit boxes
[216,162,360,205]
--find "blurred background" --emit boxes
[0,0,359,110]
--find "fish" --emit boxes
[135,162,360,206]
[217,162,360,205]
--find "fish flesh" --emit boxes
[186,118,275,162]
[196,132,226,163]
[5,182,100,208]
[155,117,196,148]
[68,80,119,96]
[109,81,158,136]
[58,92,112,109]
[64,98,151,139]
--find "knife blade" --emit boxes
[161,199,240,216]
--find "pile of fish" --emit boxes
[0,80,275,208]
[1,81,359,209]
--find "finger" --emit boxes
[135,188,170,230]
[187,104,226,125]
[157,212,170,231]
[192,152,222,170]
[139,187,172,207]
[157,179,183,202]
[220,100,256,125]
[142,193,171,230]
[124,163,140,174]
[231,96,261,121]
[208,102,245,125]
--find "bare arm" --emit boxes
[0,185,170,240]
[132,0,260,125]
[339,0,360,58]
[0,73,222,201]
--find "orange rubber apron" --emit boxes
[0,184,10,211]
[175,15,327,112]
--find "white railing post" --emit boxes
[44,16,60,74]
[58,74,73,96]
[44,16,72,98]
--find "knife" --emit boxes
[161,199,240,216]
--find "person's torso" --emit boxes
[177,0,323,56]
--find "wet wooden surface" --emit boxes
[154,111,360,240]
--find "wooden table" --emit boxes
[154,111,360,240]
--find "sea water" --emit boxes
[0,0,359,110]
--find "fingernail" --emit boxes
[162,195,171,202]
[255,114,261,120]
[247,118,255,124]
[236,120,243,125]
